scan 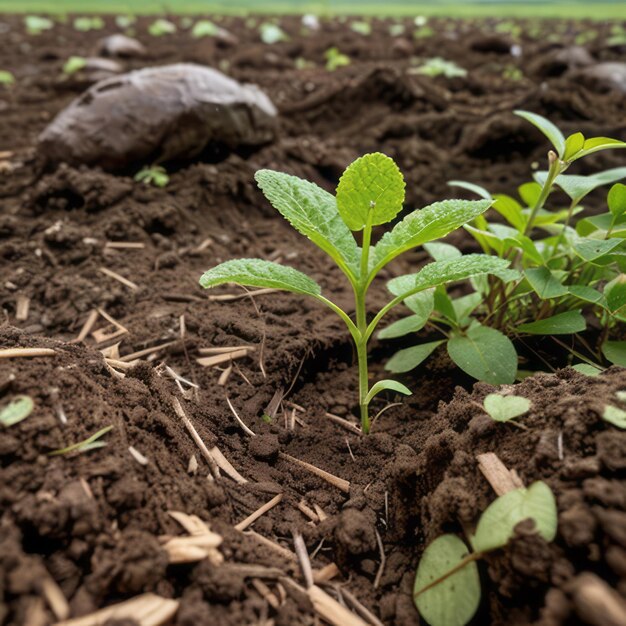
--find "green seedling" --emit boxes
[260,22,288,44]
[49,425,113,456]
[63,56,87,76]
[73,17,104,32]
[0,395,34,427]
[191,20,221,38]
[134,165,169,188]
[382,111,626,383]
[0,71,15,86]
[148,19,176,37]
[414,25,434,39]
[602,405,626,428]
[350,20,372,36]
[115,15,136,29]
[412,58,467,78]
[389,23,405,37]
[483,393,531,422]
[616,390,626,401]
[571,363,603,377]
[25,15,53,35]
[200,153,509,433]
[324,47,351,71]
[414,481,557,626]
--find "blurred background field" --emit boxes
[0,0,624,18]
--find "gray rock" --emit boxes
[572,62,626,94]
[39,63,278,171]
[532,45,594,78]
[98,34,146,58]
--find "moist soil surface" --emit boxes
[1,13,626,626]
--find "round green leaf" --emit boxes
[471,481,557,553]
[483,393,531,422]
[414,534,480,626]
[608,183,626,218]
[385,340,445,373]
[602,340,626,367]
[0,395,34,427]
[602,405,626,429]
[336,153,405,230]
[448,325,517,384]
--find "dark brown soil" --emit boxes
[1,13,625,626]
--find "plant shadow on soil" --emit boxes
[0,13,626,626]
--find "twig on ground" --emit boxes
[217,365,232,386]
[73,309,99,343]
[0,348,56,359]
[208,446,247,483]
[325,412,361,435]
[226,395,257,437]
[40,576,70,621]
[128,446,149,466]
[373,528,386,590]
[251,578,281,610]
[297,500,319,523]
[15,295,29,321]
[120,340,177,362]
[245,530,298,562]
[293,530,314,589]
[279,452,350,493]
[196,349,250,367]
[313,562,340,584]
[235,494,283,531]
[337,586,385,626]
[476,452,524,496]
[98,266,139,290]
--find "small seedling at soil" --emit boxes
[49,425,113,456]
[115,15,136,29]
[260,23,288,44]
[325,47,351,71]
[414,25,434,39]
[389,23,405,37]
[483,393,531,422]
[0,70,15,86]
[134,165,169,188]
[382,111,626,384]
[602,405,626,429]
[191,20,221,38]
[0,395,34,427]
[25,15,53,35]
[414,481,557,626]
[616,390,626,402]
[412,58,467,78]
[200,153,509,433]
[63,56,87,76]
[350,21,372,36]
[148,19,177,37]
[73,17,104,32]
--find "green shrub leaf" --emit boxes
[385,340,445,373]
[199,259,321,297]
[364,379,411,405]
[372,199,491,273]
[471,481,557,553]
[534,167,626,205]
[604,275,626,313]
[518,310,586,335]
[602,405,626,429]
[424,242,462,261]
[492,194,526,231]
[572,363,603,377]
[563,132,585,161]
[448,180,492,200]
[524,267,568,299]
[573,237,623,263]
[483,393,531,422]
[255,170,360,276]
[602,340,626,366]
[515,110,565,158]
[568,285,607,307]
[448,324,517,384]
[414,534,481,626]
[336,152,405,230]
[378,314,430,339]
[575,137,626,160]
[0,395,34,427]
[608,183,626,218]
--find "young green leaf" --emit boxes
[534,167,626,205]
[424,242,462,261]
[447,324,517,384]
[63,56,87,75]
[199,258,321,297]
[0,395,34,427]
[602,340,626,367]
[492,195,526,231]
[573,238,623,263]
[336,153,405,230]
[563,132,585,161]
[524,267,568,299]
[363,379,411,405]
[518,310,586,335]
[50,426,113,456]
[604,275,626,312]
[572,363,603,377]
[518,182,542,208]
[378,314,429,339]
[414,535,481,626]
[514,110,565,158]
[568,285,607,307]
[371,200,492,274]
[573,136,626,160]
[448,180,491,200]
[255,170,360,276]
[483,393,531,422]
[471,481,557,553]
[608,183,626,218]
[602,405,626,429]
[0,70,15,85]
[385,340,445,373]
[387,255,512,301]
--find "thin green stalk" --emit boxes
[523,151,563,236]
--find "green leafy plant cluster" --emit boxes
[259,22,288,44]
[324,46,351,71]
[73,16,104,32]
[414,481,557,626]
[63,56,87,76]
[25,15,53,35]
[134,165,169,188]
[383,111,626,384]
[148,18,177,37]
[411,57,467,78]
[200,153,510,433]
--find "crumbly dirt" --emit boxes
[0,13,625,626]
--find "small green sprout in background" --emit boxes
[191,20,221,38]
[200,153,509,433]
[135,165,169,188]
[259,22,288,44]
[0,70,15,86]
[0,396,34,427]
[483,393,531,423]
[115,15,136,29]
[325,47,351,71]
[414,481,557,626]
[49,425,113,456]
[350,20,372,36]
[295,57,315,71]
[62,56,87,76]
[389,23,405,37]
[503,64,524,81]
[73,16,104,32]
[603,405,626,428]
[148,18,177,37]
[412,57,467,78]
[25,15,53,35]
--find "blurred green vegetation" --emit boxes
[0,0,625,18]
